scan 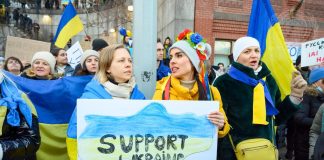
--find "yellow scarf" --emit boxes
[253,82,268,125]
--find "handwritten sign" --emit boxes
[77,100,219,160]
[66,41,83,69]
[301,38,324,67]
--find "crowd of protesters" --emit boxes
[0,28,323,160]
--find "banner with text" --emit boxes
[301,38,324,67]
[77,100,219,160]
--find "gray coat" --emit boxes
[309,103,324,159]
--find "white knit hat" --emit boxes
[31,51,56,74]
[169,40,200,73]
[205,43,212,59]
[233,36,261,62]
[80,50,99,68]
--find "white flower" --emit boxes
[194,42,206,52]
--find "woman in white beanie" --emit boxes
[73,50,99,76]
[21,51,57,80]
[214,36,307,160]
[153,29,230,138]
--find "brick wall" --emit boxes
[195,0,324,62]
[194,0,215,62]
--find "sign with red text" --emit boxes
[77,100,219,160]
[301,38,324,67]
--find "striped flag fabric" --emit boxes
[53,1,84,48]
[247,0,295,100]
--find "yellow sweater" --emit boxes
[153,76,230,138]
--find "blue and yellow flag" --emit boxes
[4,71,92,160]
[53,1,83,48]
[247,0,295,100]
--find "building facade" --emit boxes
[159,0,324,67]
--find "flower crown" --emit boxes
[176,29,207,60]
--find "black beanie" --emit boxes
[92,39,108,51]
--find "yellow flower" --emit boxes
[186,32,193,40]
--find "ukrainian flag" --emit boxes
[247,0,295,100]
[53,1,83,48]
[4,71,92,160]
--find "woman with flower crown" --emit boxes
[153,29,230,138]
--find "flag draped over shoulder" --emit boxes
[53,1,83,48]
[4,71,92,160]
[247,0,295,100]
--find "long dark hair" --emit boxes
[74,61,96,76]
[195,72,208,100]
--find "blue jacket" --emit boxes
[157,61,171,81]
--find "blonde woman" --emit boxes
[66,44,145,160]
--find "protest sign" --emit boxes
[77,100,218,160]
[286,42,301,63]
[66,41,83,69]
[301,38,324,67]
[5,36,51,63]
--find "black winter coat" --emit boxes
[294,89,324,160]
[0,109,40,160]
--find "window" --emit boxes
[214,40,233,55]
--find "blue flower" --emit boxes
[190,33,203,44]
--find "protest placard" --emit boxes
[286,42,301,63]
[301,38,324,67]
[66,41,83,69]
[77,100,219,160]
[5,36,51,63]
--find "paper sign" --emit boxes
[5,36,51,63]
[66,41,83,69]
[301,38,324,67]
[286,42,301,63]
[77,100,219,160]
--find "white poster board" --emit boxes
[301,38,324,67]
[66,41,83,69]
[286,42,301,63]
[77,100,219,160]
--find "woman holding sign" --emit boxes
[66,44,145,160]
[153,29,230,138]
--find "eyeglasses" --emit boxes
[157,48,164,52]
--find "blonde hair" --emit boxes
[25,68,55,80]
[95,44,129,84]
